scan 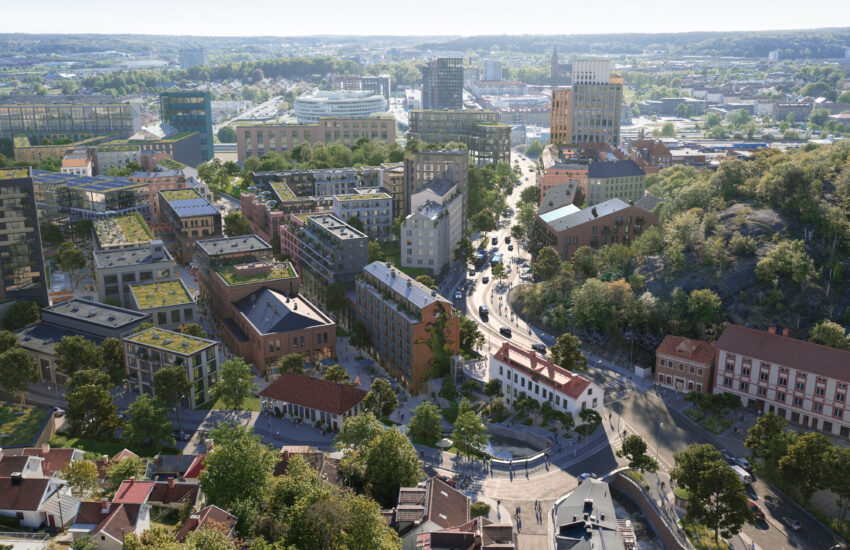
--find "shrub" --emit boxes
[470,501,491,518]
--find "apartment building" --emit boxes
[123,327,219,409]
[401,177,463,275]
[93,241,176,308]
[539,162,588,204]
[488,342,603,416]
[332,74,392,101]
[253,168,360,198]
[355,261,459,395]
[94,214,155,250]
[655,336,716,394]
[403,149,468,218]
[536,198,659,260]
[421,58,463,110]
[550,60,623,147]
[158,189,222,263]
[377,162,404,218]
[159,91,213,162]
[129,279,197,330]
[407,110,511,166]
[714,324,850,438]
[178,46,208,69]
[483,59,502,81]
[586,160,646,206]
[332,192,393,240]
[298,214,368,284]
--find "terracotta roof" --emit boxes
[259,373,367,416]
[0,476,48,511]
[62,157,90,168]
[0,455,32,477]
[21,447,78,476]
[421,517,516,549]
[182,454,205,479]
[80,502,143,541]
[174,505,236,542]
[94,449,140,479]
[148,481,199,505]
[113,480,155,504]
[716,324,850,382]
[656,335,716,366]
[492,343,591,399]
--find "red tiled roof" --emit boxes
[259,373,367,416]
[716,324,850,382]
[182,454,205,479]
[113,480,155,504]
[148,481,199,505]
[656,335,715,366]
[493,343,591,399]
[174,505,236,542]
[22,447,77,476]
[0,455,32,477]
[0,476,48,511]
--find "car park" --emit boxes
[782,516,803,531]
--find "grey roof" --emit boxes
[130,171,180,178]
[0,94,126,105]
[634,193,664,211]
[235,289,332,335]
[144,454,201,480]
[93,244,173,269]
[42,298,149,329]
[307,214,367,240]
[16,322,101,355]
[421,174,457,198]
[540,198,634,233]
[587,159,644,179]
[555,478,624,550]
[160,190,219,218]
[539,182,578,215]
[195,235,272,257]
[363,261,450,309]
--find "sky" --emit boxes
[2,0,848,36]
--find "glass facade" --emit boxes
[0,103,139,141]
[0,172,48,306]
[160,92,213,162]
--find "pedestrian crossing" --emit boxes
[603,378,631,392]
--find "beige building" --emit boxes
[550,60,623,147]
[129,279,197,330]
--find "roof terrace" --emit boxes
[130,280,194,310]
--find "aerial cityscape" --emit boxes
[0,7,850,550]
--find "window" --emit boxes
[697,368,703,376]
[793,397,803,407]
[838,393,846,403]
[740,382,749,391]
[742,367,751,376]
[778,377,787,386]
[776,392,785,402]
[813,403,823,413]
[834,408,844,419]
[796,381,805,391]
[816,387,825,396]
[724,377,732,387]
[726,363,734,372]
[158,312,167,324]
[758,387,766,396]
[759,372,769,381]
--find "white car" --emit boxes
[53,407,65,417]
[455,291,463,300]
[577,472,597,482]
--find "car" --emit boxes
[479,305,489,316]
[435,473,457,487]
[531,343,546,354]
[735,457,753,472]
[782,516,803,531]
[174,430,191,442]
[505,236,511,244]
[508,244,514,251]
[500,327,513,337]
[749,500,765,520]
[577,472,597,482]
[469,269,476,276]
[455,291,463,300]
[482,276,489,283]
[491,237,498,245]
[52,407,65,417]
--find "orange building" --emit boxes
[550,88,572,147]
[539,162,588,205]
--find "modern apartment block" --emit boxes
[586,160,646,206]
[178,46,209,69]
[332,192,393,240]
[298,214,368,284]
[0,95,141,141]
[402,149,468,218]
[129,279,197,330]
[235,117,397,161]
[550,60,623,147]
[93,241,177,308]
[483,59,502,81]
[407,110,511,166]
[379,162,405,218]
[714,324,850,438]
[401,177,463,275]
[159,91,213,162]
[655,336,716,394]
[421,58,463,110]
[123,327,219,409]
[0,168,49,308]
[158,189,222,263]
[355,261,459,395]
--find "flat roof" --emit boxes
[334,193,391,201]
[93,244,173,269]
[214,261,297,286]
[95,214,154,247]
[0,168,31,180]
[362,261,450,309]
[541,198,637,233]
[31,170,143,193]
[124,327,215,355]
[44,298,149,328]
[159,189,219,218]
[539,204,581,224]
[195,235,272,257]
[130,279,194,310]
[307,214,367,240]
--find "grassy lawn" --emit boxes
[0,404,49,446]
[698,415,731,435]
[50,431,179,458]
[386,252,432,278]
[197,396,261,412]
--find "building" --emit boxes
[127,131,204,168]
[403,149,468,218]
[415,517,516,550]
[714,324,850,438]
[61,150,94,177]
[0,95,141,141]
[489,342,603,415]
[554,478,627,550]
[407,110,511,166]
[178,46,208,69]
[550,60,623,147]
[158,189,222,263]
[774,101,813,122]
[463,66,481,87]
[536,198,659,260]
[129,170,194,229]
[296,213,368,285]
[235,116,397,160]
[655,335,716,394]
[393,477,469,550]
[0,476,78,530]
[539,163,588,204]
[70,500,151,550]
[15,299,149,385]
[129,279,197,330]
[259,373,368,431]
[468,80,527,97]
[123,327,219,409]
[401,176,463,275]
[379,162,405,218]
[421,58,463,110]
[356,262,459,394]
[94,214,155,250]
[768,50,781,61]
[30,170,150,222]
[93,241,177,308]
[332,192,393,240]
[0,168,49,308]
[636,97,706,117]
[539,182,579,215]
[175,505,236,543]
[483,59,502,81]
[550,48,571,86]
[294,91,387,124]
[159,91,213,163]
[629,139,673,173]
[586,160,646,206]
[332,74,392,101]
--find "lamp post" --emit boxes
[656,421,664,487]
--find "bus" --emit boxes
[491,253,503,265]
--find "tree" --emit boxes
[153,365,192,432]
[532,246,560,280]
[61,458,98,496]
[321,364,352,385]
[415,274,435,288]
[686,289,723,338]
[0,347,38,404]
[826,446,850,528]
[471,501,491,518]
[525,140,544,157]
[2,300,39,330]
[55,334,101,379]
[510,224,526,243]
[212,358,256,412]
[458,315,484,357]
[368,240,384,262]
[408,401,442,446]
[216,125,236,143]
[346,215,366,233]
[779,432,832,503]
[549,333,587,372]
[483,379,502,397]
[755,240,817,290]
[41,223,64,246]
[452,409,489,458]
[324,283,346,312]
[809,320,850,350]
[58,242,87,287]
[425,309,453,378]
[0,330,17,354]
[454,238,474,263]
[350,320,371,349]
[616,434,659,473]
[743,412,792,471]
[184,528,238,550]
[578,408,602,434]
[278,353,304,375]
[363,427,423,508]
[100,337,126,385]
[363,378,398,418]
[70,536,98,550]
[180,323,206,338]
[335,412,383,451]
[199,423,277,508]
[519,185,540,205]
[105,456,146,490]
[66,380,121,440]
[223,211,252,237]
[491,262,507,285]
[660,122,676,137]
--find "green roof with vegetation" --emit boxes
[336,193,391,201]
[125,327,214,354]
[95,213,153,246]
[158,158,188,171]
[160,189,201,201]
[130,280,193,309]
[270,181,311,203]
[0,168,30,180]
[214,262,297,285]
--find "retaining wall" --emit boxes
[610,472,690,550]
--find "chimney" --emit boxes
[103,454,109,464]
[782,328,790,337]
[130,476,135,484]
[205,439,214,452]
[41,443,50,453]
[101,498,110,513]
[154,454,161,465]
[767,326,776,335]
[168,477,175,489]
[591,207,598,218]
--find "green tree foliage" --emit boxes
[278,353,305,374]
[223,211,252,237]
[454,238,474,263]
[184,528,238,550]
[335,412,383,451]
[408,401,442,446]
[826,446,850,528]
[744,412,793,472]
[321,364,352,385]
[368,241,384,263]
[0,330,17,354]
[58,241,87,286]
[458,314,485,357]
[346,215,366,233]
[40,223,64,246]
[808,319,850,350]
[0,347,38,403]
[549,333,587,372]
[66,370,121,440]
[211,357,256,411]
[324,283,346,312]
[180,323,206,338]
[491,262,507,284]
[2,300,40,330]
[415,275,435,289]
[55,334,101,379]
[363,378,398,418]
[105,456,146,490]
[452,407,489,458]
[216,125,237,143]
[616,434,659,473]
[532,246,561,280]
[755,240,817,290]
[61,459,99,497]
[100,337,126,385]
[519,185,540,205]
[471,501,491,518]
[779,432,833,503]
[483,379,502,397]
[122,394,175,449]
[153,365,192,431]
[525,140,545,157]
[425,309,453,378]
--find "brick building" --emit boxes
[655,335,716,394]
[159,189,222,263]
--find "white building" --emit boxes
[0,475,79,530]
[332,192,393,240]
[488,342,603,417]
[401,176,463,275]
[259,373,367,432]
[294,91,388,124]
[483,59,503,81]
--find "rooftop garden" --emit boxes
[158,158,188,171]
[125,327,212,355]
[160,189,200,201]
[130,280,193,309]
[0,404,49,446]
[95,213,154,246]
[214,262,297,285]
[270,181,302,202]
[0,168,30,180]
[336,193,391,201]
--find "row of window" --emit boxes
[658,358,705,378]
[722,377,846,418]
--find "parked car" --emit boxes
[491,236,498,245]
[531,343,546,354]
[469,269,476,276]
[436,473,456,487]
[505,236,511,244]
[749,500,765,520]
[782,516,803,531]
[52,407,65,417]
[499,327,513,337]
[735,457,753,472]
[508,244,514,251]
[577,472,597,482]
[455,291,463,300]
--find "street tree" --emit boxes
[325,283,346,312]
[519,185,540,205]
[743,412,793,471]
[346,215,366,233]
[510,224,526,243]
[55,334,101,379]
[425,309,453,377]
[779,432,832,503]
[2,300,39,330]
[61,459,99,496]
[532,246,560,280]
[483,379,502,397]
[123,394,175,449]
[491,262,507,285]
[458,315,485,357]
[454,238,474,263]
[211,357,257,412]
[549,333,587,372]
[66,378,121,440]
[408,401,442,446]
[216,125,236,143]
[105,456,146,490]
[100,337,126,385]
[335,412,383,451]
[452,409,489,458]
[153,365,192,432]
[0,347,38,404]
[616,434,659,473]
[578,408,602,435]
[827,446,850,528]
[180,323,207,338]
[223,211,252,237]
[58,241,87,287]
[363,427,423,508]
[0,330,17,353]
[278,353,305,374]
[321,364,352,385]
[363,378,398,418]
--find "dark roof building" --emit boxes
[260,373,367,431]
[555,478,625,550]
[394,477,470,549]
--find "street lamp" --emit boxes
[656,421,664,484]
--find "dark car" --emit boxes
[491,236,498,245]
[435,473,456,487]
[531,343,546,354]
[500,327,513,337]
[479,305,489,317]
[482,276,489,283]
[507,244,514,251]
[505,236,511,244]
[781,516,802,531]
[749,500,765,520]
[469,269,476,276]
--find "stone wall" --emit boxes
[610,472,689,550]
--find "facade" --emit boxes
[407,110,511,166]
[158,189,222,262]
[332,192,393,240]
[259,373,367,431]
[70,501,151,550]
[129,170,188,228]
[0,95,141,141]
[159,91,213,163]
[123,327,219,409]
[550,48,571,86]
[129,279,197,330]
[355,261,459,394]
[401,177,463,275]
[421,58,463,110]
[298,214,369,284]
[0,169,49,307]
[178,46,208,69]
[403,149,468,218]
[586,160,646,206]
[379,162,405,218]
[550,60,623,147]
[714,324,850,438]
[294,91,387,124]
[539,163,588,204]
[61,150,94,177]
[483,59,502,81]
[131,131,204,168]
[655,336,716,394]
[332,74,392,101]
[468,80,527,97]
[536,198,658,260]
[235,117,397,160]
[0,476,78,530]
[31,170,150,223]
[93,241,176,308]
[463,66,481,87]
